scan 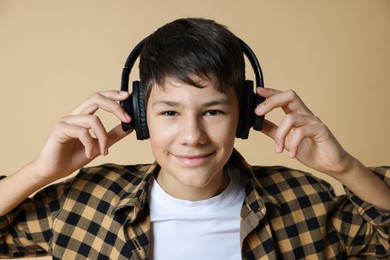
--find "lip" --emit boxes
[173,152,214,165]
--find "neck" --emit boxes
[155,168,230,201]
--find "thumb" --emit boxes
[89,125,132,159]
[107,124,133,148]
[260,119,277,141]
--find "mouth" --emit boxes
[173,152,214,165]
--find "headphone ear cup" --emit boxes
[253,91,265,131]
[132,81,150,140]
[236,80,255,139]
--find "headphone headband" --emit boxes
[121,37,264,91]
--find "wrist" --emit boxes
[328,155,364,183]
[27,160,58,188]
[328,158,390,210]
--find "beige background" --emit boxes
[0,0,389,259]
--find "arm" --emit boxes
[0,90,132,216]
[255,87,390,210]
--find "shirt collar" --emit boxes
[229,149,281,215]
[112,162,159,222]
[112,148,281,222]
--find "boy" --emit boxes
[0,18,389,259]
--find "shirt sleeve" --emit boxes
[346,166,390,225]
[0,176,70,258]
[330,166,390,258]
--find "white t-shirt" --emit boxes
[149,166,245,260]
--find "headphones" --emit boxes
[120,37,265,140]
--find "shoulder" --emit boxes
[65,163,153,198]
[252,165,333,189]
[250,165,338,205]
[78,163,152,183]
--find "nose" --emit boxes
[178,114,207,146]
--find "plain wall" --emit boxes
[1,1,389,259]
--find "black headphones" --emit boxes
[120,37,265,140]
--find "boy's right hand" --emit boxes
[32,90,132,183]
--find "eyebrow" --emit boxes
[151,98,231,108]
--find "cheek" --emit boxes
[148,116,174,138]
[206,119,237,145]
[216,130,236,149]
[147,117,175,153]
[148,130,167,162]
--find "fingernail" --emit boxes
[275,143,281,153]
[256,104,265,114]
[124,112,131,122]
[120,91,129,96]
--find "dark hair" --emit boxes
[139,18,245,100]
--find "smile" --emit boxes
[173,152,214,165]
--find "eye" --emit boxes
[204,110,224,116]
[162,111,178,116]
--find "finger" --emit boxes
[256,87,282,98]
[70,91,131,123]
[60,114,110,155]
[87,124,133,158]
[260,119,278,140]
[284,123,324,158]
[255,88,312,116]
[284,128,306,158]
[254,88,281,115]
[106,124,133,148]
[54,122,97,159]
[275,114,320,153]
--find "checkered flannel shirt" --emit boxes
[1,149,389,259]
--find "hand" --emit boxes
[255,87,354,176]
[32,90,132,182]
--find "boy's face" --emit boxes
[147,76,239,200]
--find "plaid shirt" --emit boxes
[1,149,389,259]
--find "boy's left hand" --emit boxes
[255,87,354,176]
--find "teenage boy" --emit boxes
[0,18,389,259]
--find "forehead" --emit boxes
[148,76,238,105]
